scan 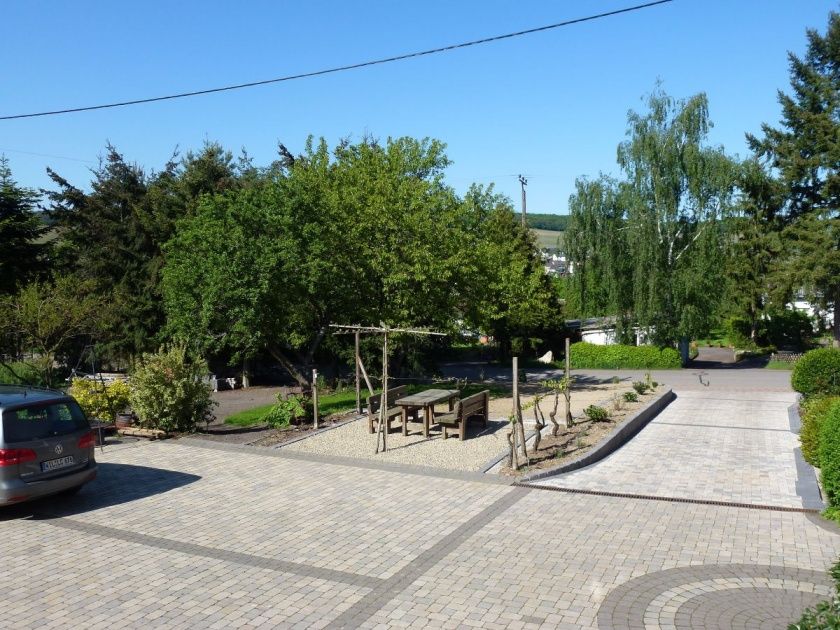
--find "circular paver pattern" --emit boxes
[597,564,834,630]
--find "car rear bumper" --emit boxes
[0,461,98,505]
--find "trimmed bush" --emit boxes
[792,348,840,397]
[818,400,840,511]
[583,405,609,422]
[129,344,215,433]
[262,394,311,428]
[69,377,131,423]
[800,396,840,466]
[569,342,682,370]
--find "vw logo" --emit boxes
[54,444,63,455]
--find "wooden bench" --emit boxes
[368,385,415,434]
[436,390,489,441]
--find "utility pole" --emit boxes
[518,174,528,228]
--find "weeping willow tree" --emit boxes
[567,88,737,354]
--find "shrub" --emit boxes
[632,381,649,395]
[69,377,131,423]
[262,395,311,428]
[623,391,639,403]
[129,344,215,433]
[800,396,840,466]
[818,400,840,511]
[651,381,659,388]
[725,316,753,349]
[792,348,840,397]
[583,405,609,422]
[0,361,46,386]
[569,342,682,370]
[790,558,840,628]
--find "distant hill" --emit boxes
[514,213,569,231]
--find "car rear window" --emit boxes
[2,402,89,443]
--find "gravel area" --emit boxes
[281,382,636,472]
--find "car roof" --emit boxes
[0,385,72,409]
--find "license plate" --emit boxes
[41,456,75,472]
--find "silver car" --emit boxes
[0,385,97,506]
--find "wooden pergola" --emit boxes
[330,324,446,452]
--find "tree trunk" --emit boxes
[267,343,310,387]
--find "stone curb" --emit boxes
[517,388,676,483]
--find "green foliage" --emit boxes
[567,87,737,346]
[514,213,569,231]
[789,558,840,628]
[748,12,840,347]
[800,396,840,466]
[0,275,106,385]
[792,348,840,397]
[583,405,609,422]
[128,344,214,433]
[263,395,309,428]
[569,342,683,370]
[818,401,840,510]
[69,378,131,423]
[0,361,46,386]
[623,391,639,403]
[632,381,649,395]
[0,156,48,294]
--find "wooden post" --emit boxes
[565,337,572,427]
[242,357,251,388]
[376,331,389,453]
[355,330,361,414]
[312,369,319,429]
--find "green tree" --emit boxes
[568,88,737,353]
[0,156,47,294]
[720,160,785,341]
[0,275,107,385]
[748,11,840,346]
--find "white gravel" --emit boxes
[280,382,634,472]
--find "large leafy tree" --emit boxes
[748,11,840,346]
[0,157,47,294]
[721,160,785,341]
[567,89,737,351]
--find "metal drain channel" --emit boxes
[513,482,822,513]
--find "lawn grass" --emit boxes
[694,328,730,347]
[225,404,275,426]
[224,382,510,427]
[765,360,795,370]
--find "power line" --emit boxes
[0,0,673,121]
[0,147,95,163]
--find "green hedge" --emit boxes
[801,396,840,466]
[792,348,840,397]
[569,342,682,370]
[819,400,840,511]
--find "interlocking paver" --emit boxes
[534,390,816,508]
[1,386,838,628]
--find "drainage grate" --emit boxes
[513,482,822,513]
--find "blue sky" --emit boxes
[2,1,837,214]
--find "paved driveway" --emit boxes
[533,390,821,509]
[1,374,839,629]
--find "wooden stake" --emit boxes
[355,330,361,414]
[565,337,573,427]
[376,332,389,453]
[358,356,375,397]
[312,369,319,429]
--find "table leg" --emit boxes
[424,405,430,438]
[402,407,408,436]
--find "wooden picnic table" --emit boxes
[395,389,459,438]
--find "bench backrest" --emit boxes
[367,385,408,413]
[455,390,489,418]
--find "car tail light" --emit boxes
[0,448,37,467]
[77,432,95,449]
